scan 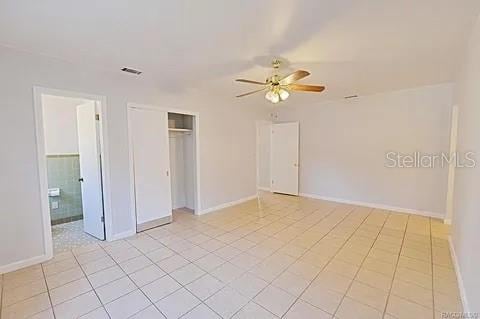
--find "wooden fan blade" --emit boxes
[288,83,325,92]
[236,88,266,97]
[235,79,267,85]
[279,70,310,85]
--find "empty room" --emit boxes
[1,1,479,318]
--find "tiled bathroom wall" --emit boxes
[46,155,83,224]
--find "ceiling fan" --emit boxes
[235,59,325,104]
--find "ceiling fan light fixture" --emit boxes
[265,90,275,102]
[265,90,273,101]
[236,59,325,101]
[265,91,280,104]
[279,88,290,101]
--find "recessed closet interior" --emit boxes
[129,107,199,232]
[168,112,196,213]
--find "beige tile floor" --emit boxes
[0,193,463,319]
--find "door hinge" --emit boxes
[101,216,105,223]
[95,114,100,121]
[166,170,169,177]
[78,178,84,182]
[272,180,274,184]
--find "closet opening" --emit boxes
[168,112,197,215]
[128,105,200,233]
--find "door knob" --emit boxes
[78,178,84,182]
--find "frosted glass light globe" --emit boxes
[265,90,275,101]
[279,88,290,101]
[270,92,280,103]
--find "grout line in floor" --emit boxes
[228,204,345,318]
[95,240,166,318]
[163,203,341,319]
[329,207,389,318]
[1,195,460,319]
[40,262,57,319]
[273,210,358,317]
[139,230,233,318]
[70,249,112,319]
[170,200,343,318]
[381,214,410,318]
[243,204,357,318]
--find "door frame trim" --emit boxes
[33,87,113,258]
[126,103,202,233]
[255,120,272,191]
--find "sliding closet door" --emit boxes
[129,107,172,231]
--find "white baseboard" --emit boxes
[109,229,136,241]
[0,253,51,275]
[109,195,259,239]
[198,195,257,215]
[300,193,445,219]
[448,236,470,312]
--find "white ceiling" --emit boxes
[1,0,479,102]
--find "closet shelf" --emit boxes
[168,128,192,132]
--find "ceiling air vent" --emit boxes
[344,95,358,99]
[121,67,142,75]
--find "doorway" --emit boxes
[34,87,111,255]
[168,112,197,215]
[256,120,272,191]
[271,122,299,195]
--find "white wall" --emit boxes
[42,95,87,154]
[452,13,480,312]
[274,84,453,217]
[0,46,267,271]
[256,121,271,190]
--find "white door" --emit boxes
[271,122,299,195]
[129,107,172,231]
[77,102,105,240]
